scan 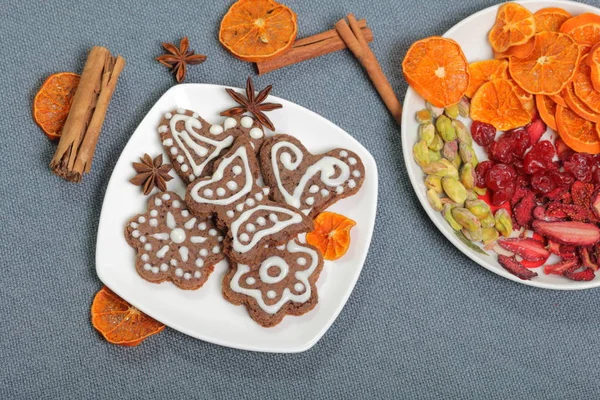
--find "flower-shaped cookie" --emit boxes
[125,191,225,290]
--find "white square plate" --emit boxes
[96,83,378,352]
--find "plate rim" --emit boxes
[96,82,379,352]
[401,0,600,291]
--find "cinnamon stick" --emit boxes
[256,20,373,75]
[50,46,125,182]
[335,15,402,124]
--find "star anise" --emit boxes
[156,37,207,83]
[220,77,283,131]
[130,154,173,195]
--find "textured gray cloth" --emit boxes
[1,0,599,398]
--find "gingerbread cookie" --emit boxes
[222,239,324,327]
[185,136,313,264]
[125,191,225,290]
[158,109,265,184]
[259,134,366,218]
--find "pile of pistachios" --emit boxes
[413,100,513,248]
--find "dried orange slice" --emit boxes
[470,78,532,131]
[465,60,508,98]
[493,37,536,60]
[306,212,356,261]
[533,7,571,33]
[33,72,80,141]
[488,3,536,53]
[563,83,600,124]
[91,286,165,346]
[535,95,558,130]
[560,13,600,48]
[509,79,536,118]
[509,32,580,95]
[219,0,297,63]
[402,37,469,107]
[588,43,600,91]
[573,55,600,114]
[549,93,567,107]
[555,105,600,154]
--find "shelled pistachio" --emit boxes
[442,176,467,204]
[482,227,499,245]
[413,141,430,167]
[436,115,457,142]
[444,103,460,119]
[443,204,462,231]
[419,122,435,145]
[451,207,482,231]
[427,189,443,211]
[425,175,443,194]
[421,159,458,178]
[494,209,512,237]
[460,163,475,190]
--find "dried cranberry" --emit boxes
[505,128,531,159]
[486,163,516,191]
[525,119,547,144]
[593,168,600,185]
[531,173,556,194]
[547,170,575,187]
[471,121,496,147]
[489,135,516,163]
[475,161,494,188]
[555,137,574,161]
[564,153,593,182]
[492,182,516,206]
[522,140,556,175]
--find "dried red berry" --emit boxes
[486,164,516,191]
[554,137,574,162]
[498,255,538,280]
[491,182,515,206]
[513,190,536,228]
[471,121,496,147]
[565,268,595,281]
[579,247,599,271]
[570,181,594,208]
[531,173,556,194]
[544,258,579,275]
[522,140,556,175]
[497,238,550,261]
[591,190,600,219]
[564,153,593,183]
[475,161,494,188]
[525,119,546,144]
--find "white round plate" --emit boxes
[96,83,378,352]
[402,0,600,290]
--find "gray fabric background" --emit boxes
[1,0,599,398]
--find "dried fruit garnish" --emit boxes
[220,77,282,131]
[470,79,531,131]
[532,221,600,247]
[130,154,173,195]
[156,37,207,83]
[306,212,356,261]
[498,255,538,280]
[488,3,535,52]
[91,286,165,346]
[497,238,550,261]
[33,72,80,141]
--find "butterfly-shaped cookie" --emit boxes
[158,109,265,184]
[259,134,365,218]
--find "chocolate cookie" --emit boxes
[158,109,265,184]
[259,134,366,218]
[185,136,313,264]
[125,191,225,290]
[222,239,324,327]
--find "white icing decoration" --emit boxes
[204,189,213,198]
[165,112,172,119]
[212,246,221,254]
[263,187,270,195]
[294,283,304,292]
[181,165,189,172]
[130,222,138,229]
[189,174,196,181]
[297,257,307,266]
[181,210,189,217]
[192,113,199,118]
[340,150,348,157]
[231,206,303,254]
[229,240,319,314]
[195,259,204,268]
[179,246,189,262]
[224,117,237,130]
[131,230,140,238]
[160,263,169,272]
[241,116,253,128]
[163,138,173,146]
[184,273,191,280]
[216,188,226,196]
[226,210,235,218]
[249,127,263,139]
[302,209,311,216]
[309,185,319,193]
[194,271,201,278]
[143,263,151,271]
[162,193,171,201]
[240,233,250,243]
[138,216,146,223]
[172,200,181,208]
[198,222,207,230]
[246,223,256,232]
[158,125,168,134]
[256,176,265,187]
[336,186,344,194]
[246,198,255,207]
[227,181,238,190]
[175,268,183,277]
[156,245,169,258]
[209,229,217,236]
[176,155,184,163]
[257,217,266,226]
[144,243,152,251]
[177,108,185,114]
[267,290,276,299]
[169,114,234,177]
[348,157,357,165]
[170,228,186,243]
[189,145,253,205]
[190,236,207,243]
[170,147,178,155]
[276,245,286,250]
[149,218,158,227]
[352,170,361,178]
[321,189,329,197]
[150,210,158,217]
[271,141,351,209]
[218,236,224,242]
[152,267,159,274]
[348,180,356,189]
[236,203,244,212]
[170,259,178,266]
[154,198,162,206]
[255,192,264,201]
[139,236,147,243]
[232,166,242,175]
[141,254,149,262]
[184,218,197,230]
[246,277,256,285]
[166,212,175,229]
[199,249,208,257]
[210,125,224,135]
[305,197,314,206]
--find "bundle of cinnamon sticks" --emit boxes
[50,46,125,183]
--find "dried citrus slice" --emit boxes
[470,78,532,130]
[555,105,600,154]
[91,286,165,346]
[494,37,536,60]
[33,72,80,141]
[533,7,571,33]
[306,212,356,261]
[549,93,567,107]
[509,31,580,95]
[563,83,600,123]
[465,60,508,98]
[402,36,469,107]
[488,3,536,53]
[588,43,600,91]
[509,79,536,118]
[219,0,297,62]
[535,95,558,130]
[572,55,600,114]
[560,13,600,48]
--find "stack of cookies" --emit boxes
[125,108,365,327]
